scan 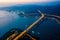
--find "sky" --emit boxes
[0,0,60,7]
[0,0,59,3]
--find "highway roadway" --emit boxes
[6,10,60,40]
[13,10,45,40]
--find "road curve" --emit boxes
[13,10,45,40]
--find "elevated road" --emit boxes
[6,10,60,40]
[45,14,60,18]
[13,10,45,40]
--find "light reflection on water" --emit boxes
[0,10,39,37]
[0,11,19,26]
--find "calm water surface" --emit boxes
[0,10,39,37]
